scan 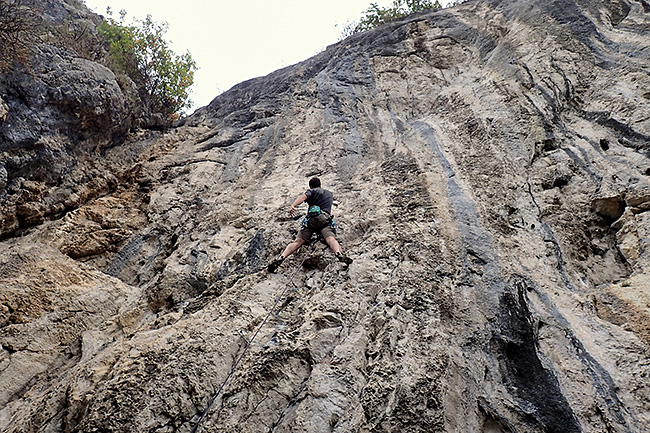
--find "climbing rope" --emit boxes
[189,241,317,433]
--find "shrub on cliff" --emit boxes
[0,0,39,70]
[341,0,442,38]
[98,9,197,120]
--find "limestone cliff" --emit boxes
[1,0,650,432]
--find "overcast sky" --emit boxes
[83,0,451,113]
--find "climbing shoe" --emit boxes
[336,252,353,265]
[267,256,285,273]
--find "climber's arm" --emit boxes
[289,194,308,217]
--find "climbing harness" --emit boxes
[189,240,317,433]
[301,206,337,233]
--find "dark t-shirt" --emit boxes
[304,187,333,214]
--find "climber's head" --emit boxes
[309,177,321,189]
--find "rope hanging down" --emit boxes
[189,241,317,433]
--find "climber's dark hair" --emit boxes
[309,177,321,188]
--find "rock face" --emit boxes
[0,0,152,238]
[2,0,650,432]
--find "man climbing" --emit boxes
[267,177,353,273]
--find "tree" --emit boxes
[98,9,197,119]
[341,0,443,39]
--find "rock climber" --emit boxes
[267,177,353,273]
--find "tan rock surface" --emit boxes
[2,0,650,432]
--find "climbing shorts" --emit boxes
[298,213,335,241]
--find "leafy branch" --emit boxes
[98,9,197,120]
[341,0,444,39]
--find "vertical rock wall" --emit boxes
[1,0,650,432]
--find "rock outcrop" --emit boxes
[0,0,158,238]
[2,0,650,432]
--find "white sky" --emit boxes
[83,0,451,113]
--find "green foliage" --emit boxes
[98,9,197,118]
[341,0,443,39]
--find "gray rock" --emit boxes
[1,0,650,432]
[0,0,148,238]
